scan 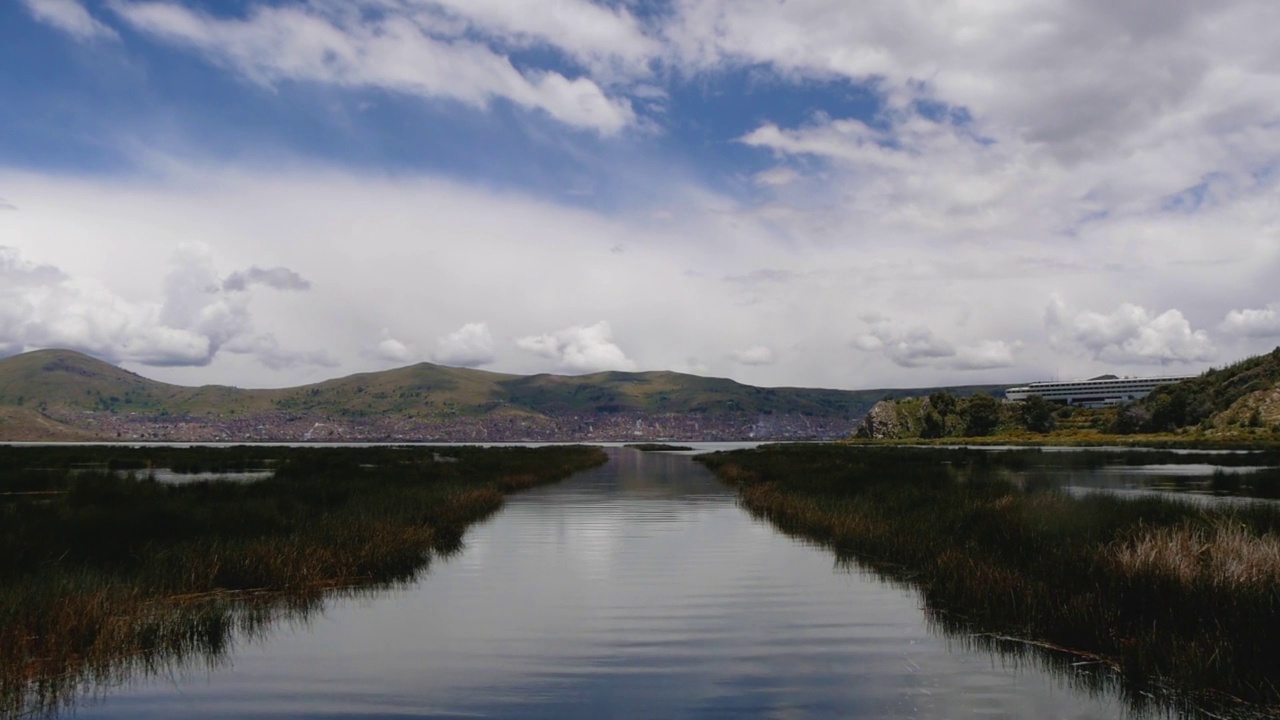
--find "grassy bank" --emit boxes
[850,431,1280,450]
[0,444,607,718]
[696,445,1280,715]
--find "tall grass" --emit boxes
[0,444,607,719]
[697,445,1280,716]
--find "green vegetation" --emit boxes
[624,443,694,451]
[0,444,607,718]
[854,347,1280,447]
[1112,348,1280,436]
[697,445,1280,715]
[855,390,1035,440]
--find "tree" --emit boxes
[1110,404,1150,435]
[928,391,957,419]
[920,408,946,438]
[1020,395,1057,434]
[963,394,1002,437]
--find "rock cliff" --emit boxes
[853,400,902,439]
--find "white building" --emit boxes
[1004,374,1194,408]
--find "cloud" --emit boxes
[752,167,800,188]
[111,1,636,134]
[1046,297,1216,365]
[0,244,328,369]
[673,0,1280,165]
[222,266,312,292]
[4,155,1259,391]
[953,340,1019,371]
[516,321,635,372]
[855,322,954,368]
[853,318,1016,370]
[21,0,118,41]
[224,333,338,370]
[373,337,413,364]
[421,0,659,77]
[1220,304,1280,339]
[731,344,776,366]
[431,322,496,368]
[0,198,15,211]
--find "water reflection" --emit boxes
[1022,465,1280,505]
[148,469,275,485]
[38,449,1103,719]
[19,448,1275,718]
[2,585,370,719]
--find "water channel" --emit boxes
[52,446,1183,719]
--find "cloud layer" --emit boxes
[9,0,1280,389]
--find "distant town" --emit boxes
[40,407,859,443]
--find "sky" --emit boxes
[2,0,1279,391]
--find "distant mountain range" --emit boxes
[0,349,1010,442]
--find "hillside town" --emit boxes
[39,407,859,443]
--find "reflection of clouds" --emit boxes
[560,508,621,580]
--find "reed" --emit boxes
[697,444,1280,715]
[0,444,607,718]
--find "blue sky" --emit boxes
[3,0,1280,389]
[0,2,883,210]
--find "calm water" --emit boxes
[55,447,1157,719]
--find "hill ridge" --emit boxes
[0,348,1010,442]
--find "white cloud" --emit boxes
[1046,297,1216,366]
[852,318,1016,371]
[731,344,775,366]
[953,340,1019,371]
[0,244,327,369]
[1220,304,1280,339]
[431,322,496,368]
[423,0,659,78]
[516,321,635,373]
[752,167,800,188]
[110,1,636,134]
[2,158,1264,391]
[671,0,1280,165]
[373,337,413,364]
[22,0,118,41]
[857,323,954,369]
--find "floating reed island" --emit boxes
[696,444,1280,716]
[0,444,607,719]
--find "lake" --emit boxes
[53,446,1171,720]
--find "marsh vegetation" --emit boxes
[697,445,1280,716]
[0,444,607,718]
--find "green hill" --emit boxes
[1114,348,1280,435]
[0,349,1010,441]
[851,347,1280,443]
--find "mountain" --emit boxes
[0,349,1009,442]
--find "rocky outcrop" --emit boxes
[854,400,902,439]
